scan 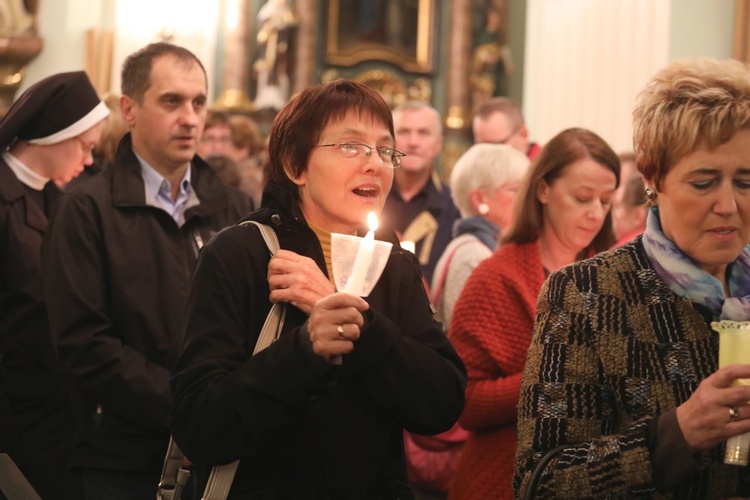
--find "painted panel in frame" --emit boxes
[325,0,436,74]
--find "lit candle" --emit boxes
[344,212,378,295]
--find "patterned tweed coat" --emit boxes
[514,237,750,499]
[449,241,546,499]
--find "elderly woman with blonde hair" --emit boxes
[406,144,528,497]
[514,58,750,498]
[431,143,530,328]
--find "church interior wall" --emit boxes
[3,0,741,176]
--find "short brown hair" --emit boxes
[474,97,524,128]
[121,42,206,104]
[229,115,264,157]
[204,110,231,131]
[267,80,394,200]
[633,58,750,190]
[503,127,620,252]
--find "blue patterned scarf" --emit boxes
[452,215,500,251]
[641,206,750,321]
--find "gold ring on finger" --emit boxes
[730,406,740,422]
[337,324,345,340]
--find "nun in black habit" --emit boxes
[0,71,108,499]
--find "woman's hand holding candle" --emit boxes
[675,364,750,455]
[307,292,369,362]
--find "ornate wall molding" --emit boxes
[735,0,750,63]
[0,0,42,116]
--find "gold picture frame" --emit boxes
[325,0,436,74]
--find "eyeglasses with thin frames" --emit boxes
[74,136,96,157]
[312,142,406,168]
[484,126,519,145]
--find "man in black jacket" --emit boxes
[43,43,252,497]
[0,71,109,500]
[381,101,460,285]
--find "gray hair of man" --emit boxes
[392,100,443,135]
[450,143,530,217]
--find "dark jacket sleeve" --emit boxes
[335,248,466,435]
[43,193,171,430]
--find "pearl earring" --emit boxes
[478,203,490,215]
[645,187,656,202]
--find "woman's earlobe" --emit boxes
[284,162,305,186]
[536,179,550,204]
[469,189,486,214]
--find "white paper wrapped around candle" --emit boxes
[344,212,378,294]
[401,240,415,254]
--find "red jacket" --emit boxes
[448,241,546,499]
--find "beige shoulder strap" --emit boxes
[158,220,286,500]
[202,221,286,499]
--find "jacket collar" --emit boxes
[389,170,446,213]
[0,159,49,231]
[248,182,317,257]
[110,133,230,220]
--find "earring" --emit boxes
[644,187,656,201]
[478,203,490,215]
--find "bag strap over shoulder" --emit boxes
[157,221,286,500]
[202,461,240,500]
[239,220,281,256]
[239,220,287,357]
[156,439,191,500]
[430,238,473,306]
[202,221,286,500]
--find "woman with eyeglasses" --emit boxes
[170,80,467,498]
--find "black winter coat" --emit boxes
[170,182,467,499]
[0,159,75,498]
[43,134,252,472]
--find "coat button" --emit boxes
[271,214,282,226]
[308,396,323,410]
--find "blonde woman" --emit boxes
[515,58,750,498]
[432,143,530,328]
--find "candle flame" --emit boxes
[367,212,379,232]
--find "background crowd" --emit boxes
[1,39,750,500]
